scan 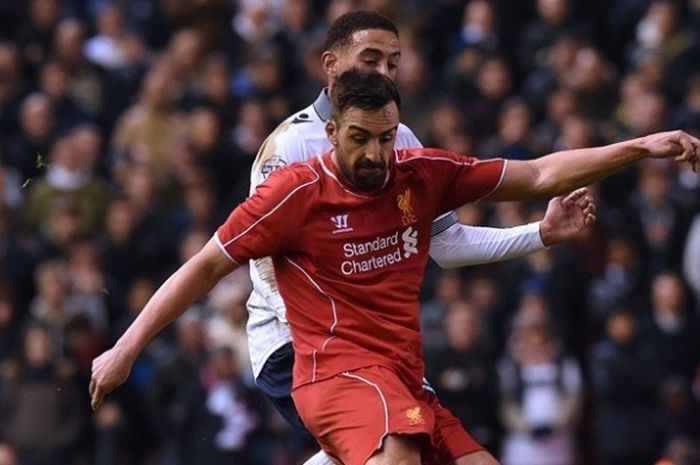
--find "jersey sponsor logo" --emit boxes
[340,227,419,275]
[405,406,425,426]
[402,226,418,258]
[260,156,288,179]
[331,214,353,234]
[397,188,417,225]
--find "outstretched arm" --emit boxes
[486,130,699,201]
[89,238,238,410]
[429,188,596,268]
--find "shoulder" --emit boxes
[269,104,325,150]
[251,104,326,184]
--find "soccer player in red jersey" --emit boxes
[90,70,698,465]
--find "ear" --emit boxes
[326,120,338,146]
[322,50,338,78]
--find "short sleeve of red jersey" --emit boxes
[399,148,505,213]
[215,164,318,263]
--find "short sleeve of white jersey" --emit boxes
[395,123,423,149]
[250,123,310,192]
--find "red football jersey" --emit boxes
[216,148,505,391]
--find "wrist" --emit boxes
[538,220,554,247]
[114,339,141,362]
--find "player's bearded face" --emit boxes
[330,104,399,192]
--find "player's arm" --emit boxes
[429,188,595,267]
[486,130,699,201]
[90,238,237,410]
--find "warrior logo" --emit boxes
[331,214,353,234]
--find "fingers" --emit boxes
[561,187,588,207]
[584,212,597,226]
[91,385,104,411]
[89,374,103,411]
[674,132,699,171]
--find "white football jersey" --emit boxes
[246,89,437,377]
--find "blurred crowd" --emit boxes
[0,0,700,464]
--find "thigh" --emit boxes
[454,451,501,465]
[422,393,487,465]
[365,434,421,465]
[293,365,435,465]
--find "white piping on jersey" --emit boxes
[223,163,320,248]
[317,155,371,199]
[286,256,338,383]
[481,158,508,201]
[213,233,240,264]
[395,151,508,202]
[341,371,390,450]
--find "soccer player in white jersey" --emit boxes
[246,11,596,465]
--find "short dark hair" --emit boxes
[324,11,398,52]
[330,69,401,121]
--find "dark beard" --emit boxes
[350,159,386,191]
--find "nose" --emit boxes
[365,139,381,162]
[376,62,389,77]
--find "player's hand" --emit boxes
[89,346,135,411]
[641,130,699,172]
[538,187,596,246]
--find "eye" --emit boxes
[352,135,367,143]
[363,59,378,66]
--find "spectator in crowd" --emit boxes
[0,281,20,364]
[587,237,645,327]
[206,269,254,381]
[169,346,260,465]
[426,298,500,453]
[0,323,86,465]
[627,160,692,275]
[420,269,464,351]
[24,131,110,242]
[110,64,186,203]
[0,42,25,141]
[4,92,55,181]
[497,315,583,465]
[641,271,700,383]
[589,308,664,465]
[84,3,130,71]
[52,17,104,117]
[658,376,700,452]
[518,0,590,74]
[684,212,700,311]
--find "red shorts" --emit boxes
[292,365,483,465]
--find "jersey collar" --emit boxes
[313,88,332,122]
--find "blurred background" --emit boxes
[0,0,700,464]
